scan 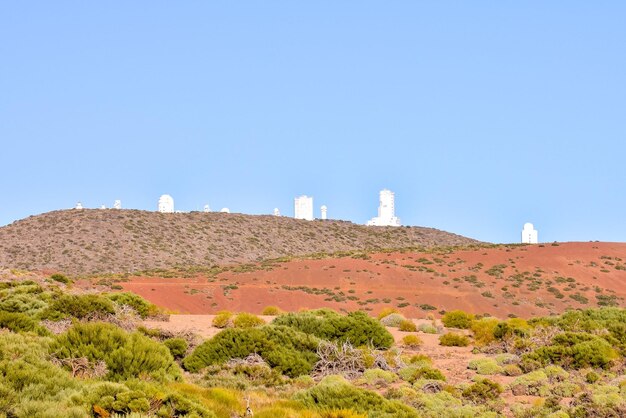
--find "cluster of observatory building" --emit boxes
[74,189,540,244]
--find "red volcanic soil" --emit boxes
[118,242,626,318]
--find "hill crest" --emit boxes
[0,209,479,275]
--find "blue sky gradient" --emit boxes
[1,2,625,243]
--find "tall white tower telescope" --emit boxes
[294,195,314,221]
[158,195,174,213]
[521,223,539,244]
[320,205,328,220]
[367,189,401,226]
[113,200,122,210]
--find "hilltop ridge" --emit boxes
[0,209,479,275]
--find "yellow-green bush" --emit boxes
[377,307,400,320]
[441,310,475,329]
[107,292,158,318]
[439,333,470,347]
[261,306,283,316]
[273,310,394,348]
[470,317,499,346]
[232,312,265,328]
[50,322,181,381]
[183,325,319,377]
[467,358,503,375]
[212,311,233,328]
[43,294,115,320]
[402,334,422,347]
[399,319,417,332]
[294,375,419,417]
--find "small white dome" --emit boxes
[220,208,230,213]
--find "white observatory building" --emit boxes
[367,189,401,226]
[273,208,281,216]
[321,205,328,220]
[113,200,122,210]
[294,195,314,221]
[521,223,539,244]
[158,194,174,213]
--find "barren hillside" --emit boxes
[0,209,479,275]
[118,242,626,318]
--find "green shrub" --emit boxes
[0,311,45,334]
[0,291,48,316]
[470,318,499,346]
[468,358,503,375]
[380,313,405,327]
[503,364,523,376]
[461,378,503,403]
[439,333,470,347]
[50,322,181,381]
[418,323,438,334]
[294,375,419,417]
[407,354,433,367]
[586,371,600,383]
[50,273,71,285]
[183,325,319,377]
[261,306,282,315]
[399,366,446,383]
[493,318,531,340]
[107,292,157,318]
[164,338,188,359]
[232,312,265,328]
[361,368,398,385]
[212,311,233,328]
[523,333,618,369]
[399,320,417,332]
[272,310,394,349]
[510,370,548,395]
[377,308,400,320]
[441,310,475,329]
[202,363,286,389]
[43,294,115,320]
[402,335,422,347]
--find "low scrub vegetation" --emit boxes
[1,277,626,417]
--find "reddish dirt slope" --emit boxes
[120,242,626,318]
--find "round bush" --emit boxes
[467,358,503,375]
[461,379,503,403]
[439,333,470,347]
[233,313,265,328]
[272,310,394,349]
[418,323,438,334]
[50,322,181,381]
[399,320,417,332]
[402,335,422,348]
[212,311,233,328]
[262,306,283,316]
[441,310,475,329]
[107,292,157,318]
[380,313,405,327]
[43,294,115,320]
[377,308,400,320]
[183,325,319,377]
[163,338,188,359]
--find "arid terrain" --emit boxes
[117,242,626,318]
[0,209,478,275]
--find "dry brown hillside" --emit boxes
[0,209,479,275]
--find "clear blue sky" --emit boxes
[1,2,625,243]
